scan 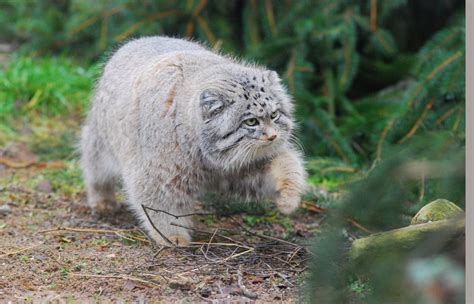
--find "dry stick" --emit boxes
[205,228,219,257]
[0,158,36,169]
[347,218,372,234]
[38,226,151,244]
[200,244,215,262]
[0,243,43,259]
[115,231,151,244]
[70,273,160,288]
[143,206,214,219]
[276,272,294,287]
[170,222,248,247]
[287,246,303,263]
[153,246,170,259]
[38,226,133,234]
[141,205,174,246]
[142,205,220,247]
[237,265,258,299]
[223,248,254,262]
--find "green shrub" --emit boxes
[0,56,96,117]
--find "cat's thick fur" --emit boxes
[80,37,307,246]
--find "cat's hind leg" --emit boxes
[80,124,121,215]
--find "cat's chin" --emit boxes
[203,140,286,171]
[227,142,284,171]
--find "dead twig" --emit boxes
[228,216,305,248]
[38,226,151,244]
[70,273,161,288]
[170,222,247,247]
[0,243,43,259]
[141,205,174,246]
[237,265,258,299]
[143,206,213,219]
[347,218,372,234]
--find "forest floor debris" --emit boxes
[0,121,330,302]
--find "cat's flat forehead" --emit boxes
[223,73,280,114]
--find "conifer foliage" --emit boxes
[0,0,465,165]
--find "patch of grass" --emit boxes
[29,130,78,161]
[0,55,96,118]
[120,237,139,246]
[25,160,84,196]
[59,267,70,278]
[306,157,362,192]
[92,238,109,246]
[43,161,84,194]
[74,262,87,271]
[350,279,372,300]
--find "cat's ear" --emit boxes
[265,70,281,85]
[200,89,225,119]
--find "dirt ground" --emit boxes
[0,121,327,303]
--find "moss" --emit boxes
[411,199,464,225]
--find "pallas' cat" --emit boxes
[80,37,307,246]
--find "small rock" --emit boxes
[32,255,48,261]
[169,279,194,291]
[411,199,464,225]
[0,204,12,215]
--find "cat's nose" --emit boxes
[267,134,277,141]
[265,128,278,141]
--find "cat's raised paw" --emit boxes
[275,194,301,215]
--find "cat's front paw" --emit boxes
[275,192,301,214]
[149,230,191,247]
[168,235,190,246]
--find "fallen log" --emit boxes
[350,217,465,264]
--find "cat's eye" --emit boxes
[244,118,259,126]
[270,111,279,119]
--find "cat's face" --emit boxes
[199,70,295,171]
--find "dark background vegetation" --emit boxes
[0,0,465,302]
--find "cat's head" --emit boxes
[198,67,295,171]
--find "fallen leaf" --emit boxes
[301,201,327,213]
